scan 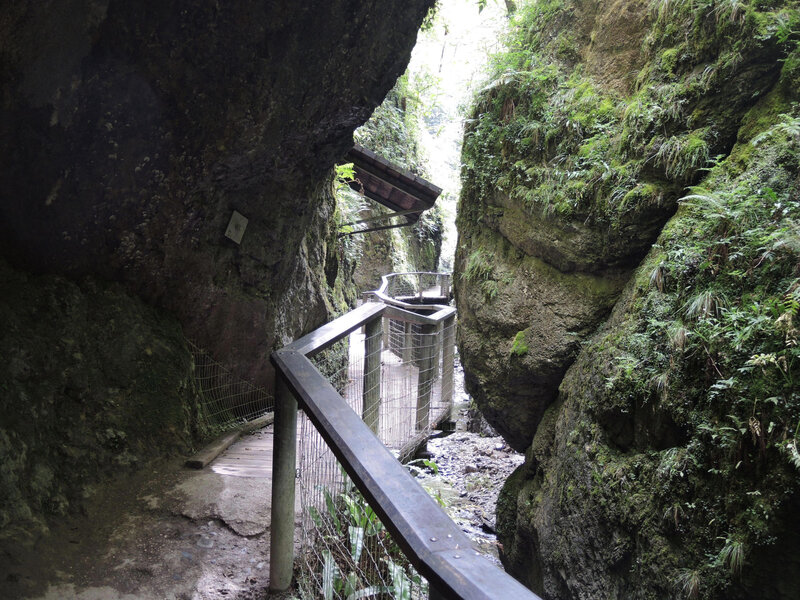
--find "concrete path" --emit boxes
[2,429,276,600]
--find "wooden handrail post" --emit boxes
[363,317,382,434]
[442,314,456,408]
[415,323,436,431]
[269,375,297,593]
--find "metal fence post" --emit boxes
[402,320,413,364]
[416,322,436,431]
[269,374,297,592]
[440,274,450,299]
[434,320,443,375]
[442,314,455,408]
[363,316,382,434]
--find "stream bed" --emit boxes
[412,362,524,564]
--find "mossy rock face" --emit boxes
[456,0,795,452]
[458,0,800,596]
[497,50,800,599]
[456,229,625,451]
[0,260,200,542]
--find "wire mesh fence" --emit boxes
[294,313,456,599]
[188,340,273,431]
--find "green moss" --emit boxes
[660,47,680,74]
[463,0,796,226]
[510,330,530,356]
[561,92,800,596]
[619,182,661,211]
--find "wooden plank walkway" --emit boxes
[211,427,274,478]
[210,329,450,479]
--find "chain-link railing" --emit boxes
[378,272,452,304]
[295,311,454,599]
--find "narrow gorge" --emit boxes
[1,1,799,599]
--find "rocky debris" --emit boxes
[412,410,523,564]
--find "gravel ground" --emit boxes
[412,361,524,564]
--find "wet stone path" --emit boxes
[1,430,275,600]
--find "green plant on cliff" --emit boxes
[584,102,800,595]
[301,474,425,600]
[461,0,799,228]
[477,2,800,597]
[355,72,432,178]
[462,248,502,299]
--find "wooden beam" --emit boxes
[271,349,540,600]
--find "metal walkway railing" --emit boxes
[370,272,452,306]
[268,276,540,600]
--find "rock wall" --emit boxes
[0,0,434,387]
[0,0,434,541]
[456,0,789,451]
[351,205,443,294]
[0,259,200,541]
[457,0,800,597]
[498,69,800,597]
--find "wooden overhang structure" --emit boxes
[341,144,443,236]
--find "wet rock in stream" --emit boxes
[412,407,523,564]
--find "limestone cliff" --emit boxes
[456,0,790,450]
[0,0,434,540]
[498,72,800,598]
[0,0,434,387]
[458,0,800,597]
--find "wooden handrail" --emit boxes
[270,299,541,600]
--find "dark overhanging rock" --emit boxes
[0,0,435,386]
